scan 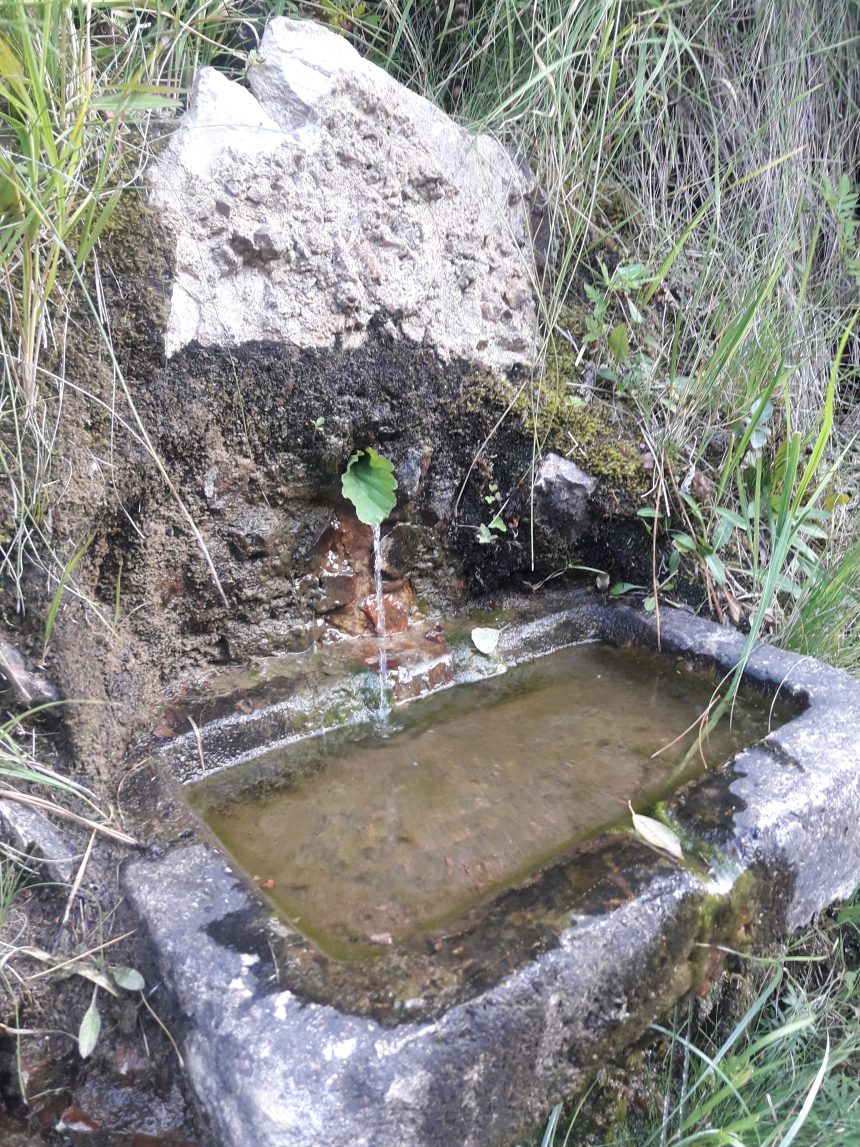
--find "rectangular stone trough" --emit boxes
[124,596,860,1147]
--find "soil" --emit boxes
[0,702,207,1144]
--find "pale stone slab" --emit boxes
[149,18,538,371]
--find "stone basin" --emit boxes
[124,595,860,1147]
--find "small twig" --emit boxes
[53,829,96,951]
[651,694,720,758]
[677,995,694,1135]
[696,706,711,770]
[188,716,206,775]
[0,788,137,845]
[0,1021,69,1037]
[666,460,723,622]
[140,987,184,1068]
[660,1001,679,1147]
[652,476,663,649]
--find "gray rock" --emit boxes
[148,18,537,373]
[0,800,76,884]
[534,452,598,540]
[0,639,60,707]
[125,843,703,1147]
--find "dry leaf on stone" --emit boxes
[471,627,500,655]
[628,802,684,862]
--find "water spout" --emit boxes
[371,524,389,722]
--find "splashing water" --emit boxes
[371,524,389,722]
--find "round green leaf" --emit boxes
[341,449,398,526]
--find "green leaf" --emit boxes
[629,803,684,861]
[611,263,653,291]
[488,514,507,533]
[610,581,640,596]
[471,627,500,655]
[110,965,145,992]
[626,297,644,324]
[92,92,180,112]
[711,516,734,552]
[714,506,748,529]
[341,449,398,526]
[78,990,101,1059]
[705,552,727,585]
[478,523,495,544]
[43,530,96,658]
[672,533,698,552]
[608,323,629,362]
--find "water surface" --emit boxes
[189,642,782,959]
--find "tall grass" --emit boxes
[0,1,239,611]
[781,539,860,676]
[535,888,860,1145]
[2,0,857,641]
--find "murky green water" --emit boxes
[189,642,783,960]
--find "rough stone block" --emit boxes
[149,18,538,373]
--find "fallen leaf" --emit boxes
[629,802,684,862]
[471,627,500,655]
[78,991,101,1059]
[368,932,393,946]
[260,879,275,891]
[723,588,744,627]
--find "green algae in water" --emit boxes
[188,643,785,961]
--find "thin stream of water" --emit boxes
[371,523,389,722]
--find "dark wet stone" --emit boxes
[315,568,358,613]
[66,1071,190,1146]
[534,452,598,542]
[0,638,60,706]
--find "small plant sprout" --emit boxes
[341,449,398,527]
